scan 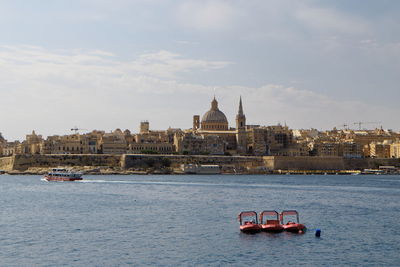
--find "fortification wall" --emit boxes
[122,154,265,169]
[263,156,400,170]
[263,156,345,170]
[4,154,400,172]
[0,156,15,171]
[343,158,400,169]
[3,154,265,172]
[11,154,122,171]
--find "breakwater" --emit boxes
[0,154,399,174]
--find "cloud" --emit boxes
[0,46,231,139]
[0,45,397,141]
[125,50,232,79]
[176,1,237,32]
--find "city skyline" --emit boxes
[1,0,399,140]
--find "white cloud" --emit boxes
[0,45,397,141]
[125,50,231,79]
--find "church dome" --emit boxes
[202,109,228,123]
[201,97,228,131]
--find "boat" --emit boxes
[181,164,221,174]
[279,210,306,233]
[237,211,261,233]
[259,210,284,232]
[362,169,383,175]
[44,168,83,182]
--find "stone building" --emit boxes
[0,133,5,156]
[41,132,98,154]
[342,142,363,158]
[390,141,400,158]
[246,125,296,156]
[25,130,43,154]
[187,96,300,156]
[100,129,127,154]
[346,129,400,146]
[126,121,181,154]
[174,132,225,155]
[310,140,362,158]
[190,97,248,155]
[365,141,391,158]
[2,141,19,156]
[312,141,341,157]
[0,131,43,155]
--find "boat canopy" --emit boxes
[260,210,279,216]
[237,211,258,224]
[238,211,257,217]
[260,210,279,223]
[280,210,300,223]
[281,210,298,216]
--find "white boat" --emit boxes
[44,168,83,181]
[181,164,221,174]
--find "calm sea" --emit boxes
[0,174,399,266]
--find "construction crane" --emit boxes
[338,123,349,130]
[71,126,87,134]
[353,121,382,130]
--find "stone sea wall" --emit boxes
[263,156,345,171]
[343,157,400,169]
[1,154,121,171]
[263,156,400,171]
[122,154,264,169]
[0,156,15,171]
[1,154,399,174]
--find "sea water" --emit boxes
[0,174,399,266]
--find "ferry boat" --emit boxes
[237,211,261,233]
[280,210,306,233]
[181,164,221,174]
[44,168,83,182]
[259,210,284,232]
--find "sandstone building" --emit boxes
[1,97,400,159]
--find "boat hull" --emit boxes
[240,224,261,233]
[283,223,306,233]
[44,175,83,182]
[260,224,284,232]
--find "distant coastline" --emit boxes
[1,154,399,175]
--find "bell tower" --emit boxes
[236,96,246,129]
[193,115,200,130]
[236,96,247,154]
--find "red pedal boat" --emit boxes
[280,210,306,233]
[237,211,261,233]
[259,210,284,232]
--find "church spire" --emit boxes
[236,96,247,154]
[238,96,243,115]
[236,96,246,130]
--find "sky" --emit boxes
[0,0,399,141]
